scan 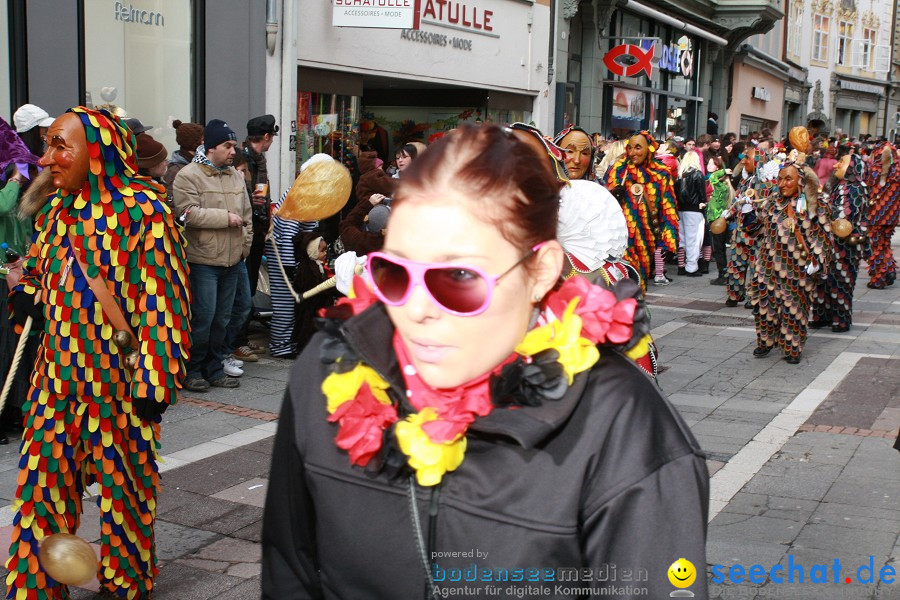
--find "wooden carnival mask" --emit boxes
[38,113,89,193]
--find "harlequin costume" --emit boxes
[747,163,831,361]
[604,132,678,290]
[261,276,708,598]
[864,142,899,289]
[812,154,868,331]
[725,151,777,305]
[5,107,191,599]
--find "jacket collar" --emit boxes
[339,303,588,451]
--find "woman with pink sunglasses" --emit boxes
[262,124,709,599]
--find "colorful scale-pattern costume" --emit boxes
[604,136,678,290]
[5,108,191,599]
[726,154,777,304]
[748,174,831,359]
[864,142,900,288]
[812,154,868,329]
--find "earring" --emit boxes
[533,293,543,302]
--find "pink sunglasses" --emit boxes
[366,243,546,316]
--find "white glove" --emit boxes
[719,209,729,220]
[740,203,753,214]
[806,261,820,275]
[335,252,367,295]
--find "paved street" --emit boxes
[0,242,898,599]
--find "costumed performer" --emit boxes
[747,161,830,363]
[5,107,191,599]
[811,150,868,332]
[863,142,899,289]
[261,124,708,599]
[604,131,679,289]
[553,125,595,181]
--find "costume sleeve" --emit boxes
[172,170,230,229]
[339,200,382,254]
[656,171,679,254]
[241,183,254,258]
[261,393,323,600]
[581,453,710,599]
[131,214,191,405]
[0,180,21,215]
[809,200,833,277]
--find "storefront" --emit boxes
[598,9,706,140]
[3,0,265,149]
[295,0,549,169]
[831,74,887,137]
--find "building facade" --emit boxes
[785,0,896,137]
[727,21,790,139]
[554,0,783,139]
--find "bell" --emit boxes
[39,533,98,586]
[125,352,140,370]
[112,330,132,350]
[831,218,852,239]
[800,250,809,260]
[710,217,728,235]
[847,234,859,246]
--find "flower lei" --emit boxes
[320,275,653,486]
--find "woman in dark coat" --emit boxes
[292,232,337,353]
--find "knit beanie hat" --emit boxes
[204,119,236,150]
[172,120,203,152]
[136,133,167,169]
[366,204,391,233]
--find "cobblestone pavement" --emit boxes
[0,242,898,599]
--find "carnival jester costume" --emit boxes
[864,142,899,289]
[747,163,830,362]
[812,153,868,331]
[6,107,190,599]
[604,132,678,289]
[725,149,777,305]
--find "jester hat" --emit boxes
[509,122,569,182]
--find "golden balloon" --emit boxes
[788,126,811,153]
[278,159,352,221]
[831,218,852,239]
[112,330,133,350]
[709,216,728,234]
[39,533,97,586]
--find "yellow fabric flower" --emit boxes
[395,408,467,486]
[515,299,599,384]
[322,363,391,414]
[624,334,653,361]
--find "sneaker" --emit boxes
[653,275,671,286]
[210,376,240,388]
[247,341,267,354]
[184,377,210,392]
[223,357,244,377]
[233,346,260,362]
[227,355,244,368]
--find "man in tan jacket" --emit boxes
[173,119,252,391]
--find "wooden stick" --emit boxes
[301,264,365,301]
[0,316,32,417]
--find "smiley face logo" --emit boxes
[668,558,696,588]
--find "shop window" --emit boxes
[812,14,830,62]
[837,21,854,65]
[297,92,360,172]
[83,0,192,152]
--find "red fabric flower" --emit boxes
[546,277,636,345]
[328,275,378,318]
[327,382,398,466]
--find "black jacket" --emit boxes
[675,169,707,213]
[261,304,709,599]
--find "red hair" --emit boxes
[394,124,563,252]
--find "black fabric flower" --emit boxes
[491,349,568,408]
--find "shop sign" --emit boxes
[333,0,420,29]
[400,28,473,51]
[603,44,653,79]
[658,39,693,78]
[420,0,493,32]
[114,1,164,26]
[752,87,771,102]
[838,80,885,95]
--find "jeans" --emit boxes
[224,260,253,352]
[187,262,240,381]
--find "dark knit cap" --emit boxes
[173,119,203,152]
[204,119,237,150]
[136,133,167,169]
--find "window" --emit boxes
[837,21,854,65]
[789,1,804,58]
[861,28,876,68]
[813,14,831,62]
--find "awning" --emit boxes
[623,1,728,46]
